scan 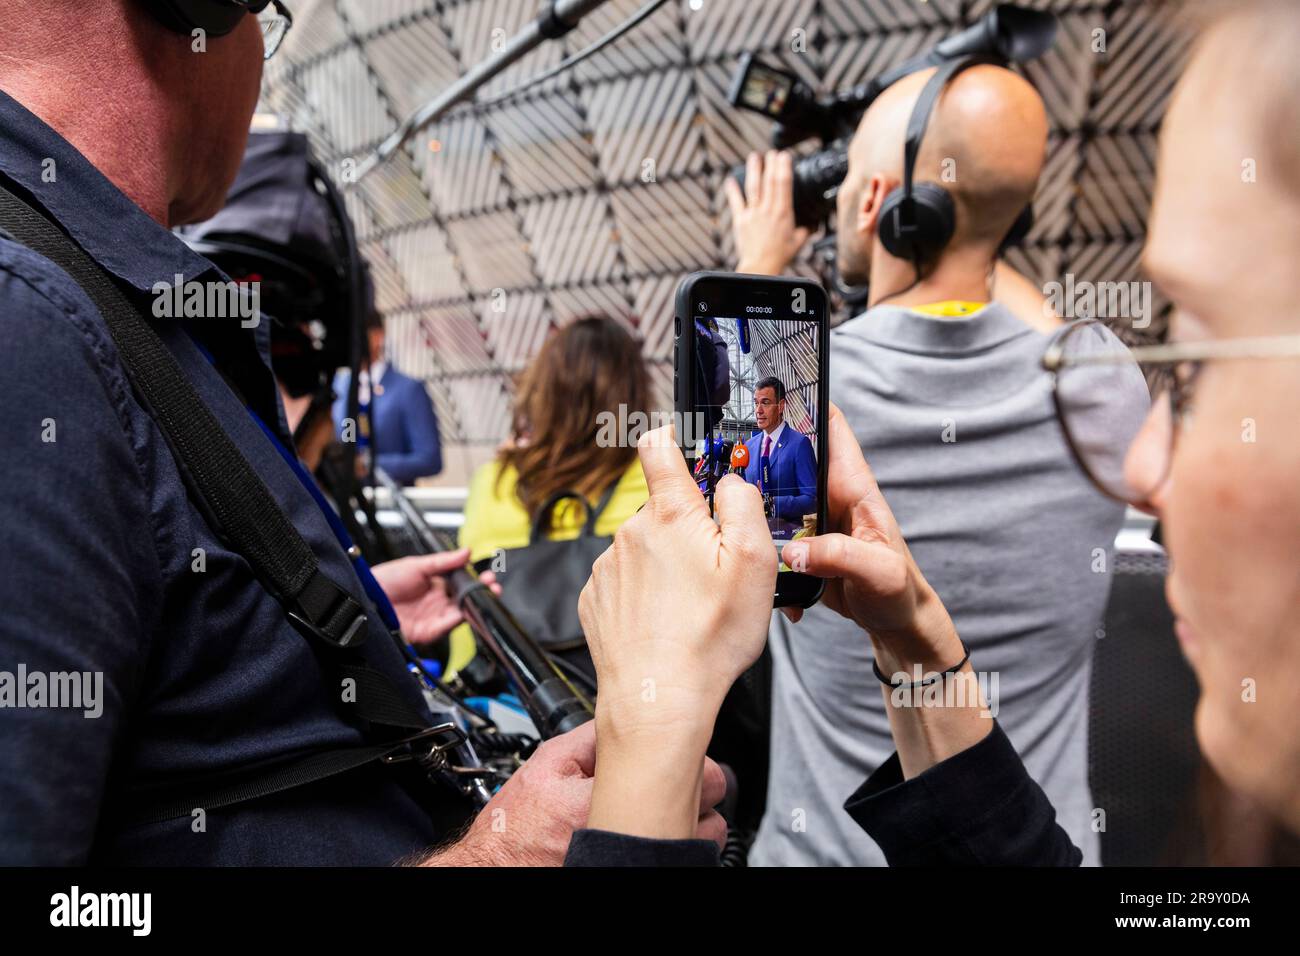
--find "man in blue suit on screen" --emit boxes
[740,376,817,539]
[334,313,443,485]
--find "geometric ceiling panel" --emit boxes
[445,211,537,295]
[383,224,464,303]
[480,290,551,374]
[420,114,511,216]
[1092,3,1193,130]
[441,0,566,98]
[609,178,716,274]
[486,95,601,198]
[330,0,429,34]
[570,0,689,82]
[392,305,492,375]
[259,0,1192,483]
[684,0,819,61]
[582,68,707,185]
[1076,133,1160,240]
[820,0,962,32]
[518,191,622,286]
[362,19,463,121]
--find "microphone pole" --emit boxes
[351,0,613,184]
[374,468,594,738]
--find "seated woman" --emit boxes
[449,316,652,681]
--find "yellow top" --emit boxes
[913,300,988,317]
[458,459,650,563]
[446,458,650,674]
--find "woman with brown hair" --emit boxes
[447,315,652,677]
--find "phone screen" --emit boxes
[737,63,796,119]
[688,304,824,570]
[676,273,829,605]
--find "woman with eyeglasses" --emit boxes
[566,0,1300,865]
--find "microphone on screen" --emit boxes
[730,443,750,473]
[713,438,735,480]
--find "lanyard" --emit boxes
[247,409,401,633]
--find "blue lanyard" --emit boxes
[246,409,402,633]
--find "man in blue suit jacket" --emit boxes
[740,376,817,539]
[333,317,443,484]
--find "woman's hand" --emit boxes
[579,426,776,839]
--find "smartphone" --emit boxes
[673,271,829,609]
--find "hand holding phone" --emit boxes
[579,425,777,840]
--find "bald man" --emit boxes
[728,65,1126,866]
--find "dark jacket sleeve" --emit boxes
[564,829,721,867]
[773,432,818,523]
[377,375,442,483]
[709,328,731,407]
[843,722,1083,866]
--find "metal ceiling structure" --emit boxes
[259,0,1191,484]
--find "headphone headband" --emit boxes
[900,55,1001,202]
[878,54,1034,267]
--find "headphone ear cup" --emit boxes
[876,182,956,264]
[876,186,910,259]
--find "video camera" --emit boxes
[727,3,1059,229]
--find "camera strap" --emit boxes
[0,181,457,823]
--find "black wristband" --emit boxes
[872,641,970,688]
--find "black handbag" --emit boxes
[477,484,620,689]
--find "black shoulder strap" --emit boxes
[583,481,620,536]
[529,481,620,542]
[0,182,368,652]
[0,182,443,822]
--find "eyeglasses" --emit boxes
[253,0,293,61]
[1042,318,1300,508]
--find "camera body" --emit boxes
[725,4,1059,231]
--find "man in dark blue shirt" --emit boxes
[0,0,603,865]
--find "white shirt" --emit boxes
[358,360,387,404]
[759,420,786,455]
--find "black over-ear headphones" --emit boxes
[876,54,1035,269]
[140,0,261,37]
